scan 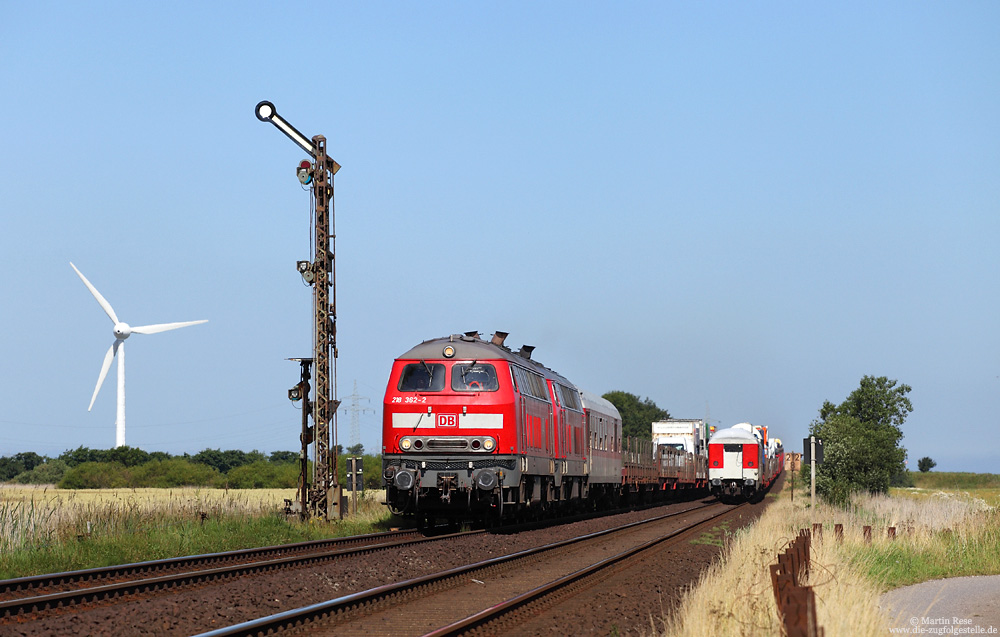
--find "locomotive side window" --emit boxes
[397,362,445,392]
[452,363,499,391]
[511,366,550,402]
[555,384,582,412]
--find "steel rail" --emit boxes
[192,501,724,637]
[424,503,746,636]
[0,528,481,619]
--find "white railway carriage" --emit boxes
[707,426,764,502]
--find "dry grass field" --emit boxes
[0,484,296,552]
[657,487,999,637]
[0,484,394,579]
[891,485,1000,509]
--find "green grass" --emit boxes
[910,471,1000,490]
[0,505,400,580]
[846,519,1000,589]
[689,521,731,548]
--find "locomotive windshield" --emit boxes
[398,362,446,391]
[452,363,499,391]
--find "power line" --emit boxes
[340,380,374,451]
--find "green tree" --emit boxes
[191,449,263,473]
[57,446,150,467]
[269,451,299,464]
[810,375,910,505]
[104,446,151,467]
[0,452,46,481]
[59,446,100,466]
[917,457,937,472]
[346,443,365,456]
[819,376,913,430]
[601,391,670,440]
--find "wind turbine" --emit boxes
[70,262,207,448]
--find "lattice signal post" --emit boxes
[256,101,342,520]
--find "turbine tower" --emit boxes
[70,262,207,447]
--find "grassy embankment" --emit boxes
[658,473,1000,637]
[897,470,1000,507]
[0,485,397,580]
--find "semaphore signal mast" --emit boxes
[255,101,342,520]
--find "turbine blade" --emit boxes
[70,262,119,324]
[89,340,120,411]
[131,319,208,335]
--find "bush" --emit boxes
[222,461,299,489]
[890,469,915,487]
[11,459,69,484]
[58,462,130,489]
[130,459,220,487]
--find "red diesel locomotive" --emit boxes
[380,331,706,524]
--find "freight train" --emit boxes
[707,423,783,503]
[380,332,710,525]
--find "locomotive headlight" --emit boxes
[442,345,456,358]
[400,438,412,451]
[483,437,496,452]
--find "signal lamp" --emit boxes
[400,438,412,451]
[296,160,313,185]
[442,345,456,358]
[483,437,496,452]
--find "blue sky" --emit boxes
[1,3,997,472]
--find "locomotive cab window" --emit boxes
[398,362,445,392]
[723,444,743,452]
[452,363,499,391]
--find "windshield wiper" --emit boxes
[419,360,435,388]
[461,360,477,383]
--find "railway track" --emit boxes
[0,527,476,620]
[193,500,737,636]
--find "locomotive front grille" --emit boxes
[399,458,517,472]
[427,439,469,450]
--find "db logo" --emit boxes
[437,414,458,428]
